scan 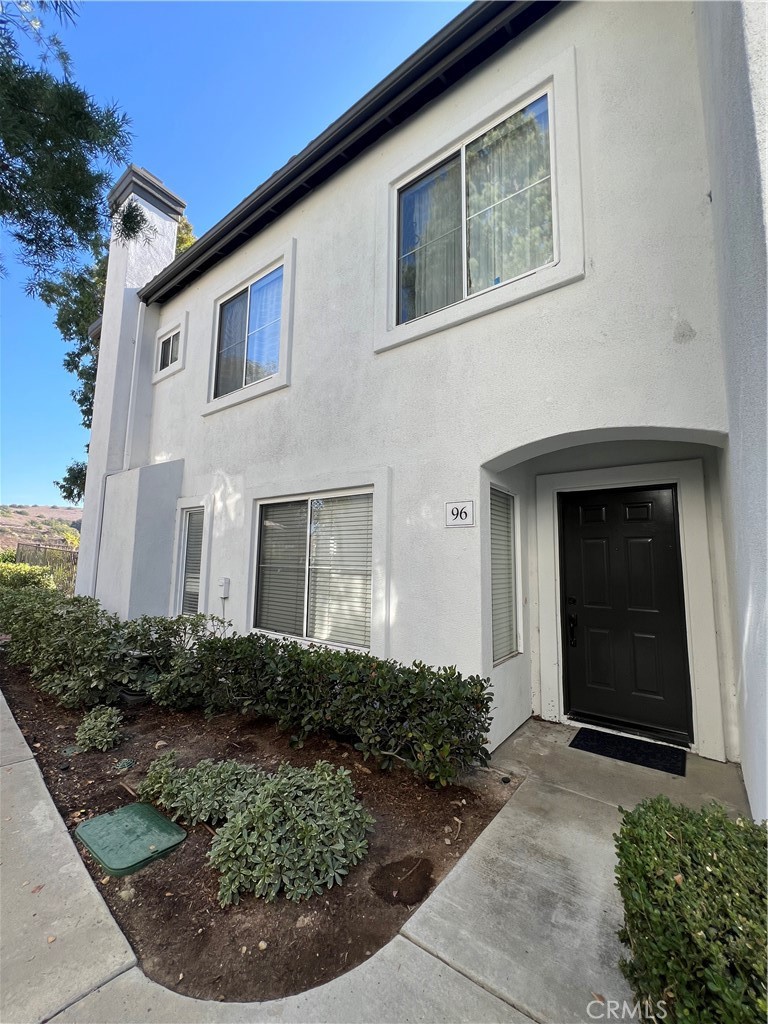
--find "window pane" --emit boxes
[182,509,204,614]
[256,500,307,637]
[466,95,553,294]
[159,337,171,370]
[467,179,553,293]
[214,290,247,397]
[398,155,462,323]
[307,494,373,648]
[170,332,180,363]
[245,267,283,385]
[490,489,516,662]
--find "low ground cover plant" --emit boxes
[139,752,374,906]
[615,796,767,1024]
[0,588,493,785]
[76,706,124,751]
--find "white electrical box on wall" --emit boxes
[218,577,230,599]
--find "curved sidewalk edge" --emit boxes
[0,694,531,1024]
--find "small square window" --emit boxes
[159,330,180,371]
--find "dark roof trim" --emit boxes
[110,165,186,222]
[139,0,559,306]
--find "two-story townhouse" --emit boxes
[77,1,767,819]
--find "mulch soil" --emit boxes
[0,656,519,1002]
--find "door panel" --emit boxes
[559,485,693,743]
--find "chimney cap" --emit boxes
[109,165,186,221]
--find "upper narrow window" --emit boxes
[398,93,553,324]
[159,330,180,371]
[490,488,517,662]
[181,509,204,614]
[255,492,373,648]
[214,266,283,398]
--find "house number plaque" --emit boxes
[445,500,475,527]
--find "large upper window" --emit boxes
[214,266,283,398]
[398,93,553,325]
[255,492,373,648]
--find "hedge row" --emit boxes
[0,562,55,589]
[0,588,493,785]
[615,796,767,1023]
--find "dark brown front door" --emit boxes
[559,485,693,744]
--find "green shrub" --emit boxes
[138,753,374,906]
[76,706,124,751]
[0,588,493,784]
[615,796,767,1023]
[137,750,263,826]
[0,549,16,563]
[0,562,55,589]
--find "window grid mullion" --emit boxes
[460,141,468,301]
[302,498,312,640]
[241,286,251,389]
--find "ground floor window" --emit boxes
[490,488,517,662]
[181,508,205,614]
[255,491,373,648]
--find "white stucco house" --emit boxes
[77,1,767,819]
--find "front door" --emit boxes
[559,485,693,744]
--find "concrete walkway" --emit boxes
[0,697,749,1024]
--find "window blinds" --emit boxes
[255,493,373,648]
[490,489,516,661]
[307,493,373,648]
[256,500,308,637]
[181,509,204,615]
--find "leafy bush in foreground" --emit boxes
[0,562,55,589]
[0,549,17,563]
[0,588,493,785]
[615,796,767,1023]
[139,752,374,906]
[76,706,124,752]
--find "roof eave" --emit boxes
[139,0,560,306]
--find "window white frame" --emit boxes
[204,237,296,416]
[490,487,520,666]
[244,467,391,654]
[374,47,583,353]
[253,487,374,651]
[171,497,213,615]
[152,315,187,383]
[397,88,557,325]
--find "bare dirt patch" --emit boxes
[1,657,518,1002]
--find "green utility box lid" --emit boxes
[75,803,186,877]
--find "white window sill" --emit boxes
[375,258,583,353]
[251,627,369,654]
[152,360,184,385]
[202,375,289,417]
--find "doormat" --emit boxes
[569,728,687,776]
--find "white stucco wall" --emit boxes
[85,3,743,762]
[77,191,180,598]
[694,2,767,818]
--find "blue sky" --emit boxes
[0,0,468,506]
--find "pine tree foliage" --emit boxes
[0,1,146,291]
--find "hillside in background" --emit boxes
[0,505,82,552]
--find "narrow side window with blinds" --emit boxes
[181,509,204,615]
[490,488,517,662]
[255,492,373,648]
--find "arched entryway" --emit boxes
[480,429,736,763]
